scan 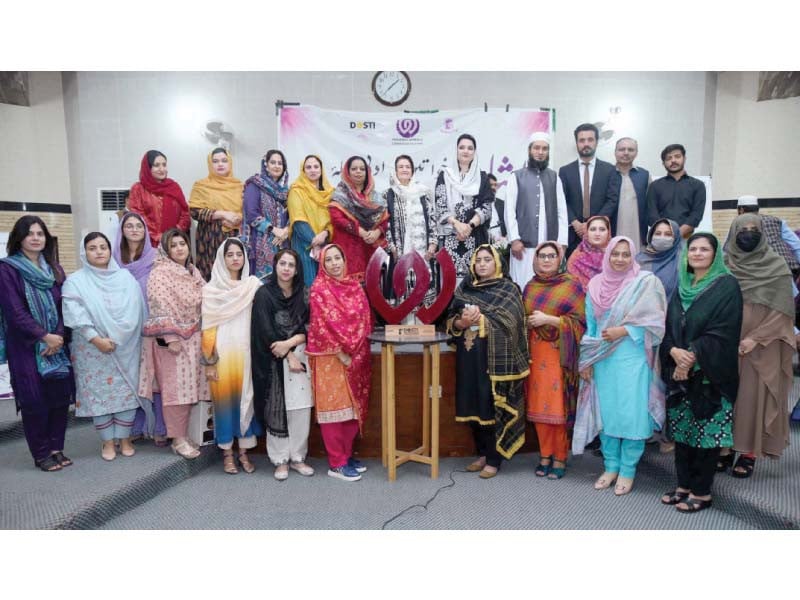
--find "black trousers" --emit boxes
[470,422,502,468]
[674,442,720,497]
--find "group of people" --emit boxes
[0,128,796,510]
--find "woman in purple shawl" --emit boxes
[112,212,166,445]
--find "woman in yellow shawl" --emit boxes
[287,155,334,287]
[189,148,244,281]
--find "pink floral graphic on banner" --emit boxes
[280,106,311,135]
[517,111,550,137]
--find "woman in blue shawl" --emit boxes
[0,216,75,471]
[636,218,682,302]
[63,232,147,461]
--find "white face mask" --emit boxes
[651,236,674,252]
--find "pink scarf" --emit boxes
[587,236,640,316]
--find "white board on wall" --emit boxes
[695,175,713,233]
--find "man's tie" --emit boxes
[582,162,591,219]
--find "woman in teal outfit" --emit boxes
[573,236,667,496]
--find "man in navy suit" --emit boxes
[558,123,620,255]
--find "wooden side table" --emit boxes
[367,331,451,482]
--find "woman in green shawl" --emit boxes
[659,233,742,513]
[446,244,529,479]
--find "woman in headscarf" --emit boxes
[306,244,372,482]
[287,155,335,287]
[113,212,166,445]
[434,134,494,283]
[201,238,263,474]
[566,215,612,289]
[522,242,586,480]
[0,216,75,472]
[127,150,190,247]
[446,244,529,479]
[243,149,289,280]
[722,214,794,478]
[251,249,314,481]
[138,228,209,459]
[383,154,438,315]
[63,232,146,461]
[660,233,741,513]
[189,147,244,281]
[329,155,389,282]
[573,236,667,495]
[636,218,682,303]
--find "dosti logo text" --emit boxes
[350,121,376,129]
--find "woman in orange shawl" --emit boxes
[189,148,244,280]
[523,241,586,480]
[329,155,389,282]
[306,244,372,482]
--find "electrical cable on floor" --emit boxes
[381,467,465,530]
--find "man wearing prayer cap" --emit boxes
[503,130,568,288]
[731,194,800,278]
[611,137,650,247]
[558,123,620,255]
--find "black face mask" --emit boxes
[736,230,761,252]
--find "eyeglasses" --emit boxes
[537,253,558,260]
[123,224,145,231]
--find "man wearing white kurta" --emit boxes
[504,132,568,289]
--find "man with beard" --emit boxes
[504,131,567,288]
[558,123,620,255]
[646,144,706,239]
[611,137,650,247]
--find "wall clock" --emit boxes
[371,71,411,107]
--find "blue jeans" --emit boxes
[599,432,645,479]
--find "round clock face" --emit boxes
[372,71,411,106]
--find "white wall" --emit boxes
[61,71,716,241]
[0,71,71,204]
[712,71,800,200]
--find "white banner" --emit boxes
[277,105,554,194]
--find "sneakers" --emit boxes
[327,465,362,481]
[347,457,367,473]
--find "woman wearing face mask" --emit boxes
[721,214,794,478]
[63,232,146,460]
[0,216,75,472]
[383,155,438,313]
[128,150,190,248]
[287,155,335,287]
[566,215,612,289]
[573,237,667,496]
[201,239,263,474]
[446,245,529,479]
[139,229,210,459]
[660,233,741,513]
[636,218,683,302]
[251,249,314,481]
[435,134,494,283]
[189,148,244,281]
[523,242,586,480]
[244,149,290,279]
[329,155,389,282]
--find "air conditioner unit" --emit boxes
[97,188,130,240]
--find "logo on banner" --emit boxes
[395,118,420,139]
[440,118,456,133]
[350,121,376,129]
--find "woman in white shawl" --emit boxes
[201,238,263,474]
[383,154,438,317]
[434,134,494,283]
[62,232,146,461]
